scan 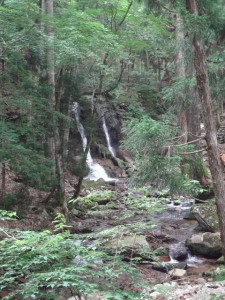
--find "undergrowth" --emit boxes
[0,228,145,299]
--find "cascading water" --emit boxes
[73,102,115,182]
[102,117,116,158]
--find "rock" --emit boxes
[217,256,224,264]
[168,268,187,278]
[183,210,196,220]
[155,247,169,256]
[104,234,150,250]
[97,178,106,183]
[150,291,161,299]
[196,278,206,284]
[170,244,188,261]
[191,200,219,232]
[104,234,153,261]
[186,232,222,258]
[72,255,103,269]
[71,208,80,216]
[156,256,170,262]
[152,262,187,273]
[120,170,128,178]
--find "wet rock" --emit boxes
[152,262,187,273]
[186,232,222,258]
[168,268,187,278]
[156,256,170,262]
[183,210,196,220]
[170,244,188,261]
[191,200,219,232]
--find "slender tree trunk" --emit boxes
[1,162,6,206]
[42,0,67,214]
[175,13,188,143]
[186,0,225,258]
[176,13,202,181]
[186,64,202,181]
[42,0,56,175]
[71,135,92,200]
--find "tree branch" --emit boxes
[177,148,207,155]
[116,1,133,31]
[169,137,203,148]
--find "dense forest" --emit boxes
[1,0,225,299]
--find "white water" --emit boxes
[73,102,115,182]
[186,253,204,266]
[169,250,204,266]
[102,117,117,158]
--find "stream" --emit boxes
[69,184,221,299]
[71,103,220,298]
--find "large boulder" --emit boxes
[104,234,149,250]
[169,244,188,261]
[104,234,153,261]
[191,200,219,232]
[186,232,222,258]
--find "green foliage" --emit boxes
[2,193,17,210]
[123,193,165,213]
[69,190,115,211]
[0,210,17,220]
[123,115,180,189]
[182,179,206,196]
[123,115,204,194]
[213,266,225,282]
[52,213,72,233]
[0,230,143,299]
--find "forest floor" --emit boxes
[1,170,225,299]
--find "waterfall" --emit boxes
[72,102,114,182]
[102,117,116,158]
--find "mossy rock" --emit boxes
[217,256,224,264]
[191,200,219,232]
[116,158,126,169]
[104,234,149,250]
[186,232,222,258]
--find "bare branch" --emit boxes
[177,148,207,155]
[170,137,203,148]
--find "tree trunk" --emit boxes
[175,13,188,143]
[176,12,202,181]
[42,0,56,176]
[42,0,67,214]
[71,135,92,200]
[186,0,225,258]
[1,162,6,206]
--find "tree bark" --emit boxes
[1,162,6,206]
[42,0,56,176]
[175,12,203,181]
[175,13,188,143]
[42,0,67,214]
[186,0,225,258]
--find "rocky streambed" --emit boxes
[68,182,225,299]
